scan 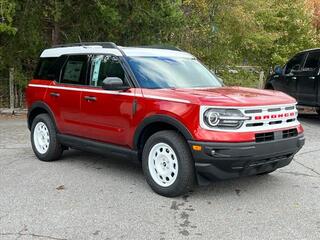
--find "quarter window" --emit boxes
[90,55,126,87]
[303,52,320,72]
[61,55,88,85]
[34,58,58,80]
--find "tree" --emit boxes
[0,0,185,77]
[0,0,319,84]
[307,0,320,32]
[247,0,318,68]
[0,0,16,35]
[178,0,318,70]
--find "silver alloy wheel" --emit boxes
[148,143,178,187]
[33,121,50,154]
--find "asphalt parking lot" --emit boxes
[0,114,319,240]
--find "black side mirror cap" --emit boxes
[102,77,130,91]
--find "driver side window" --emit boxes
[90,55,127,87]
[285,53,305,75]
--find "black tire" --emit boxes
[30,113,63,161]
[265,84,274,90]
[257,170,276,175]
[142,130,195,197]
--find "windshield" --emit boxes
[126,56,222,89]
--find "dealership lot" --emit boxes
[0,114,319,240]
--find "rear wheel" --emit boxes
[31,113,63,161]
[142,130,195,197]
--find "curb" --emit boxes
[0,108,27,115]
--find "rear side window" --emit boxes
[61,55,88,85]
[302,52,320,72]
[285,53,305,74]
[34,58,58,80]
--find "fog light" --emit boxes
[192,145,202,151]
[211,150,216,156]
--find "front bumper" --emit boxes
[189,133,305,183]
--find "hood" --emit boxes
[142,87,296,107]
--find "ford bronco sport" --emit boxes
[26,42,305,197]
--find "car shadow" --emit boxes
[298,112,319,120]
[56,148,290,198]
[298,112,320,129]
[59,148,143,178]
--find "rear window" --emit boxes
[60,55,88,85]
[34,57,58,80]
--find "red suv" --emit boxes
[26,42,305,197]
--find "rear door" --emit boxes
[80,55,136,147]
[297,51,320,106]
[47,55,89,136]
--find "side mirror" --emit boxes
[274,65,283,75]
[102,77,129,91]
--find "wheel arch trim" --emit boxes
[27,101,57,131]
[133,114,194,150]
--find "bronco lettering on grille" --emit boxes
[254,112,295,120]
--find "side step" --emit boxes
[57,134,139,163]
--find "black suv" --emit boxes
[265,48,320,113]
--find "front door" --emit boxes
[296,51,320,106]
[81,55,136,147]
[279,53,307,100]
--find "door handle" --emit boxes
[84,96,97,101]
[309,76,315,80]
[50,92,60,97]
[292,77,297,80]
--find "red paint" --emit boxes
[26,80,303,148]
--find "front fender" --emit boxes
[133,114,194,150]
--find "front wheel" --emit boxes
[31,113,63,161]
[265,83,274,90]
[257,170,276,175]
[142,130,195,197]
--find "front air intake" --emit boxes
[255,132,275,143]
[283,128,298,139]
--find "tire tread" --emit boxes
[31,113,62,161]
[142,130,195,197]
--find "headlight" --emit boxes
[203,108,250,129]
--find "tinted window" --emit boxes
[285,53,305,74]
[90,55,126,87]
[61,55,88,85]
[127,57,222,89]
[303,52,320,72]
[34,58,58,80]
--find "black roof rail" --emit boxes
[134,45,183,52]
[51,41,129,57]
[52,42,118,49]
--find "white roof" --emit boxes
[40,45,195,59]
